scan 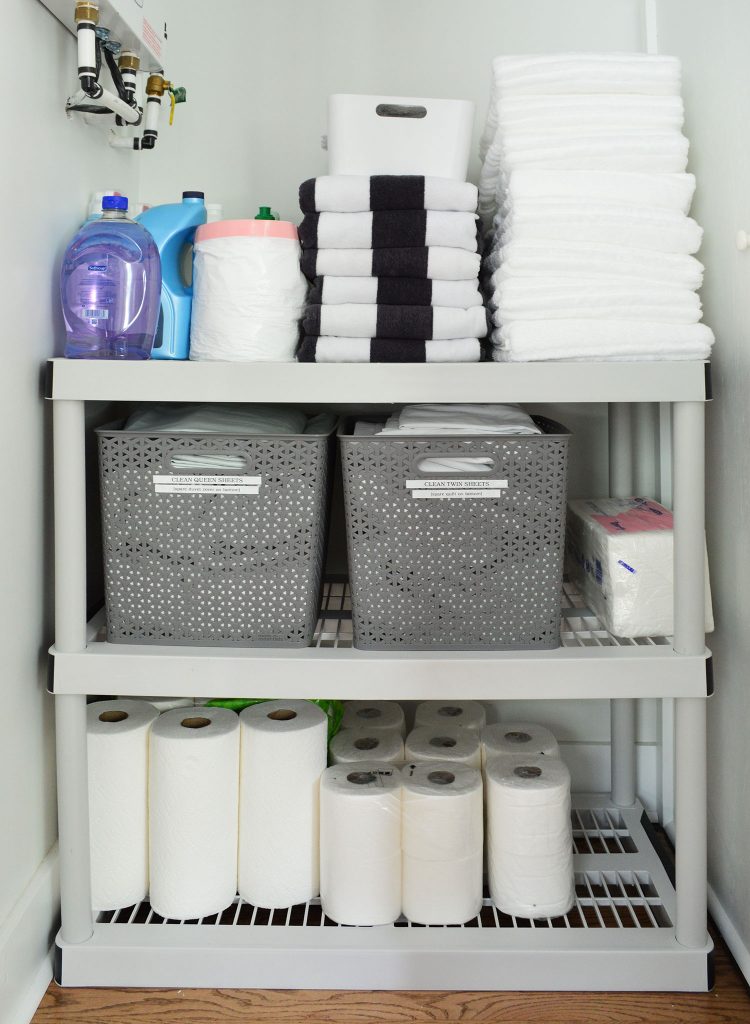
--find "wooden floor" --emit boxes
[32,925,750,1024]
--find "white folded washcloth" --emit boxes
[381,404,541,436]
[491,279,702,323]
[497,199,703,255]
[505,169,695,213]
[490,53,682,96]
[496,132,689,171]
[492,320,714,361]
[484,241,704,290]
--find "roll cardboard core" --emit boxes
[99,710,128,723]
[356,707,381,720]
[428,770,455,786]
[267,709,297,721]
[505,731,532,743]
[348,770,377,785]
[437,706,463,717]
[181,716,211,729]
[429,735,457,748]
[353,737,379,751]
[514,765,542,779]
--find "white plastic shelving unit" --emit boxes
[47,357,713,992]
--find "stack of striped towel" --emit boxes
[479,53,715,362]
[296,176,488,362]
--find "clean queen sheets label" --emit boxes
[152,474,261,495]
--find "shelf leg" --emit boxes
[673,400,708,950]
[608,403,636,806]
[53,399,93,945]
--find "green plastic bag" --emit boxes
[204,698,344,742]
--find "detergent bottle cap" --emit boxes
[255,206,275,220]
[182,191,205,201]
[102,195,128,211]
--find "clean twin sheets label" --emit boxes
[405,478,508,499]
[152,474,261,495]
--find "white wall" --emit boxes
[657,0,750,977]
[0,2,138,1020]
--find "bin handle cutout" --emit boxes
[414,454,495,477]
[165,451,251,474]
[376,103,427,119]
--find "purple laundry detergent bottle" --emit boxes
[61,195,162,359]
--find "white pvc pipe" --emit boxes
[68,87,141,125]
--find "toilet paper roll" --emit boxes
[149,707,240,920]
[481,722,560,769]
[341,701,406,737]
[486,755,575,919]
[329,727,404,765]
[320,762,402,926]
[405,726,481,770]
[120,696,194,712]
[87,699,159,911]
[239,699,328,909]
[414,700,487,733]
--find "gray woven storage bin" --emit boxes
[97,424,334,646]
[340,417,569,651]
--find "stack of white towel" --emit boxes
[479,53,715,362]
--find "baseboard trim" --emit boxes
[708,884,750,986]
[0,847,60,1024]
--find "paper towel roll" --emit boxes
[481,722,560,768]
[320,762,402,926]
[87,699,159,911]
[120,696,194,712]
[341,701,406,737]
[239,699,328,909]
[405,726,481,769]
[402,762,483,925]
[486,755,575,919]
[329,727,404,765]
[149,707,240,920]
[414,700,487,733]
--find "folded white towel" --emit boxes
[505,169,695,213]
[314,276,482,308]
[382,403,541,436]
[299,337,482,363]
[497,199,703,255]
[301,210,479,252]
[306,303,487,341]
[491,279,702,323]
[490,53,682,96]
[484,242,705,290]
[300,175,478,213]
[492,320,714,361]
[303,246,481,281]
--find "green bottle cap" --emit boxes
[255,206,275,220]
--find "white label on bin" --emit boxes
[405,478,507,499]
[152,474,261,495]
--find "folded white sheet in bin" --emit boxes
[566,497,713,638]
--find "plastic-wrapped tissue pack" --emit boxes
[566,497,713,638]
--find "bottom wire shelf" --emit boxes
[55,797,713,992]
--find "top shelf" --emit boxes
[45,359,711,404]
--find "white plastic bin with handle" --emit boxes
[328,94,475,180]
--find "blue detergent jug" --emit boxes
[136,191,207,359]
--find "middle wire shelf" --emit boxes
[49,579,711,700]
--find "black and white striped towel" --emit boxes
[297,336,483,363]
[309,277,482,307]
[298,211,480,252]
[303,304,488,341]
[300,246,481,281]
[299,175,478,213]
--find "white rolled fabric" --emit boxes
[119,696,194,712]
[414,700,487,733]
[149,707,240,920]
[481,722,560,769]
[405,726,481,770]
[402,762,483,925]
[238,700,328,909]
[87,699,159,911]
[329,727,404,765]
[341,701,406,737]
[320,762,402,926]
[486,755,575,920]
